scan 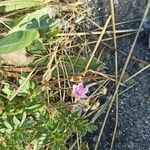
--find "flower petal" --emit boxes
[77,82,84,91]
[72,83,89,98]
[80,95,87,98]
[82,86,89,94]
[73,84,77,90]
[72,84,79,97]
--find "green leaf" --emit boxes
[31,134,47,150]
[53,55,105,75]
[2,84,14,98]
[13,116,20,129]
[9,7,58,33]
[0,30,39,54]
[19,111,27,127]
[0,0,44,12]
[18,76,30,95]
[25,15,56,30]
[4,120,13,130]
[28,40,47,55]
[46,25,60,38]
[26,104,42,110]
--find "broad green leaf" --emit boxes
[46,25,60,38]
[53,55,105,75]
[19,111,27,127]
[19,76,30,94]
[9,7,59,34]
[0,128,6,133]
[0,0,44,12]
[26,104,42,110]
[13,116,20,129]
[28,40,47,55]
[2,84,14,98]
[0,30,39,54]
[24,15,56,30]
[4,120,13,130]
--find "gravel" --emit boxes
[86,0,150,149]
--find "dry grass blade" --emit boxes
[57,29,143,36]
[9,67,36,101]
[124,63,150,84]
[108,18,141,27]
[0,66,47,73]
[94,1,150,149]
[101,41,149,65]
[109,0,119,150]
[85,16,103,30]
[66,32,137,49]
[84,69,124,86]
[84,15,111,73]
[118,83,136,96]
[42,49,58,84]
[90,97,111,123]
[0,20,11,30]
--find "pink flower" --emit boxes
[72,83,88,98]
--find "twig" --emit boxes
[109,0,118,149]
[57,29,143,36]
[108,18,141,27]
[0,66,46,72]
[84,69,124,86]
[9,68,36,101]
[66,32,137,49]
[84,15,112,73]
[124,63,150,84]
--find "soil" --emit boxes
[86,0,150,149]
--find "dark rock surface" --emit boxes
[87,0,150,149]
